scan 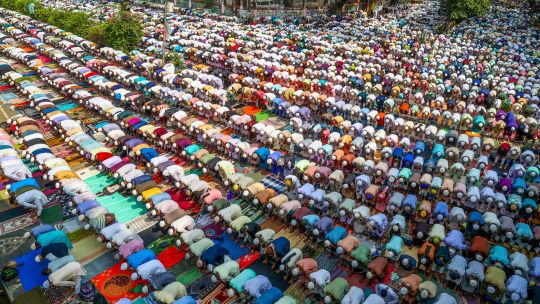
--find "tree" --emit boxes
[102,9,143,53]
[86,24,108,46]
[204,0,214,8]
[0,0,142,53]
[446,0,491,21]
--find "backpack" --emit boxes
[79,281,96,302]
[1,262,21,282]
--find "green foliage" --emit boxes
[170,52,185,71]
[203,0,214,8]
[101,10,143,53]
[0,0,143,53]
[0,0,42,14]
[446,0,492,21]
[86,24,108,46]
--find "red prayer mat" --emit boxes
[157,245,186,269]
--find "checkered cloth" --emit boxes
[260,174,285,193]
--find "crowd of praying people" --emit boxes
[0,0,539,303]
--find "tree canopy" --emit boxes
[101,10,144,53]
[0,0,143,53]
[446,0,492,21]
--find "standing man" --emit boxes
[28,2,35,19]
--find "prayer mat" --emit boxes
[287,231,306,249]
[185,275,218,300]
[37,55,52,63]
[246,260,290,292]
[91,262,145,303]
[238,252,260,270]
[44,285,78,304]
[156,246,186,269]
[260,175,286,193]
[39,203,64,225]
[202,222,225,239]
[0,211,37,236]
[67,229,95,243]
[283,282,306,303]
[254,110,273,122]
[0,198,18,213]
[242,205,263,222]
[241,105,261,115]
[259,217,285,232]
[176,266,204,286]
[345,273,370,289]
[214,233,248,260]
[83,174,115,193]
[83,251,117,279]
[57,103,78,111]
[139,226,165,247]
[316,252,340,274]
[200,283,236,304]
[15,249,49,292]
[97,193,145,223]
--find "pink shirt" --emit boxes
[118,239,144,259]
[296,258,318,275]
[337,236,360,253]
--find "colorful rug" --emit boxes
[43,285,78,304]
[146,234,176,254]
[91,262,145,303]
[260,175,286,193]
[156,246,185,269]
[284,282,309,304]
[202,222,225,239]
[0,211,37,235]
[200,283,236,304]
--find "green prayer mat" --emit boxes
[83,174,116,193]
[246,171,265,182]
[185,168,203,176]
[176,266,204,285]
[67,228,95,243]
[97,194,145,223]
[22,159,39,173]
[39,203,64,225]
[254,110,273,122]
[147,235,176,254]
